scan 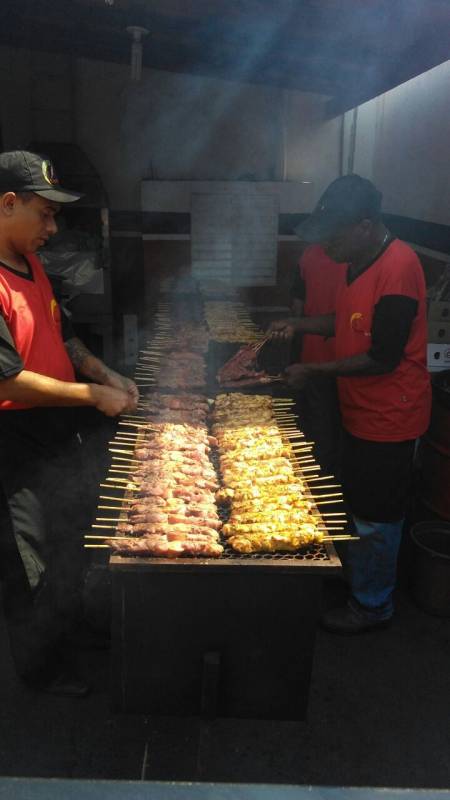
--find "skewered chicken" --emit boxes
[213,393,325,554]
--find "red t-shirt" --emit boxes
[335,239,431,442]
[0,253,75,410]
[299,245,347,363]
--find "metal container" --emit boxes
[410,521,450,617]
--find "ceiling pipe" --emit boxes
[126,25,149,81]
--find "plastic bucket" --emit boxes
[410,521,450,617]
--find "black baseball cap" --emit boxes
[295,174,382,243]
[0,150,82,203]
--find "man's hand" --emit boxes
[285,363,313,389]
[101,369,139,411]
[268,319,296,341]
[91,385,135,417]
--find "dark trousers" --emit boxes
[295,374,342,476]
[341,430,416,522]
[0,408,111,677]
[340,430,416,617]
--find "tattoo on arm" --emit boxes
[65,337,92,371]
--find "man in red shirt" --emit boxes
[290,245,347,473]
[271,175,431,633]
[0,151,138,694]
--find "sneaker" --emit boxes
[321,604,392,635]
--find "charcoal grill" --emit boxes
[109,297,342,720]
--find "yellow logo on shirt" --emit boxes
[50,298,59,322]
[350,312,371,336]
[350,312,363,329]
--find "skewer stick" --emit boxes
[322,536,357,543]
[92,524,118,529]
[304,474,334,482]
[119,421,154,429]
[85,535,133,540]
[111,457,140,464]
[84,544,110,549]
[96,517,126,523]
[109,448,140,457]
[109,468,133,475]
[99,495,133,503]
[309,492,342,500]
[316,498,344,505]
[100,483,135,492]
[98,505,131,511]
[321,511,347,517]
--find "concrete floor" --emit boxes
[0,574,449,789]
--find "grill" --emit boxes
[108,296,342,719]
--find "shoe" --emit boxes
[321,604,392,635]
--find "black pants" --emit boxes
[295,374,342,476]
[0,408,111,677]
[341,429,416,522]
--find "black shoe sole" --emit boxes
[320,618,392,635]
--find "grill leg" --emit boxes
[201,650,220,719]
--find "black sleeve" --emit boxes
[60,307,75,342]
[369,294,418,369]
[291,271,306,301]
[48,274,75,342]
[0,314,24,378]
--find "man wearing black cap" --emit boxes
[271,175,431,634]
[0,151,138,694]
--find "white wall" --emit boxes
[74,58,289,210]
[343,60,450,226]
[284,90,342,206]
[0,46,335,213]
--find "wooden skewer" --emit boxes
[109,448,140,456]
[304,474,334,482]
[321,512,347,517]
[96,517,127,522]
[318,526,344,531]
[111,457,140,464]
[84,544,110,549]
[308,492,342,500]
[98,505,130,511]
[85,535,134,540]
[119,421,154,429]
[300,466,320,473]
[316,498,344,505]
[322,535,357,543]
[306,484,340,491]
[99,495,133,503]
[92,524,118,529]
